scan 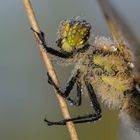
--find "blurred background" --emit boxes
[0,0,140,140]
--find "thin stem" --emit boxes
[23,1,79,140]
[97,0,131,55]
[98,0,140,74]
[97,0,125,48]
[98,0,140,54]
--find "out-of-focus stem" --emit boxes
[98,0,140,77]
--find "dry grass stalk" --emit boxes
[98,0,140,55]
[23,0,80,140]
[98,0,130,54]
[98,0,140,76]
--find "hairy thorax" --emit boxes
[82,38,135,108]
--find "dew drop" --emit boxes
[69,102,74,106]
[90,102,93,107]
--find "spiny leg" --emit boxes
[85,81,101,115]
[75,82,82,106]
[31,28,90,58]
[47,70,80,105]
[31,28,74,58]
[44,113,100,125]
[30,27,46,47]
[44,81,102,125]
[70,81,102,124]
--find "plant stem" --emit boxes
[98,0,140,73]
[23,1,80,140]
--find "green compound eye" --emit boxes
[57,17,91,52]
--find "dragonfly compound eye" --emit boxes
[56,17,91,52]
